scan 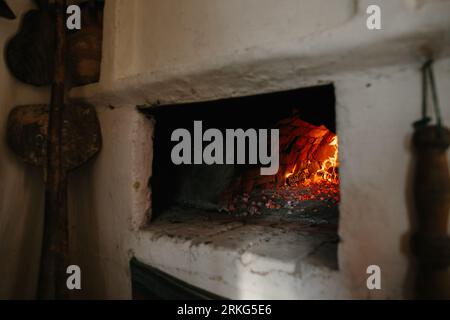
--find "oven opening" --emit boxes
[143,84,340,274]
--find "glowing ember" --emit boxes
[225,182,340,217]
[314,136,339,184]
[221,116,340,217]
[285,164,297,180]
[286,134,339,187]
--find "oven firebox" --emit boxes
[146,84,338,220]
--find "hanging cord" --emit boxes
[421,61,430,125]
[426,61,443,129]
[417,60,443,130]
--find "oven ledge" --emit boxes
[130,208,348,300]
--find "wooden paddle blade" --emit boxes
[7,104,102,171]
[6,9,55,86]
[0,0,15,20]
[7,104,48,167]
[62,103,102,171]
[6,3,103,88]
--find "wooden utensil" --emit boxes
[6,0,102,299]
[0,0,15,19]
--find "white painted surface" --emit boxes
[336,61,450,299]
[1,0,450,299]
[72,0,450,106]
[68,105,151,299]
[129,209,344,300]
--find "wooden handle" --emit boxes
[38,0,69,300]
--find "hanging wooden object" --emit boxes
[67,0,104,86]
[0,0,15,19]
[412,61,450,299]
[5,0,102,299]
[38,0,70,299]
[5,0,103,87]
[5,1,55,86]
[7,104,101,172]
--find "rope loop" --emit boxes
[415,60,443,130]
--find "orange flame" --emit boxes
[284,135,339,186]
[285,164,297,179]
[314,136,339,184]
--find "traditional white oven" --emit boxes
[62,0,450,299]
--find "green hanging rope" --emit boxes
[421,61,430,124]
[427,61,443,129]
[417,60,443,129]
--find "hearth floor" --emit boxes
[147,202,338,271]
[133,198,341,299]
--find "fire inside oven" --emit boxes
[146,85,339,228]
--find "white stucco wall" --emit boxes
[68,59,450,300]
[73,0,450,106]
[1,0,450,299]
[68,105,152,299]
[336,60,450,299]
[0,0,49,299]
[68,0,450,299]
[113,0,356,80]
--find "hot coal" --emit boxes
[223,181,339,224]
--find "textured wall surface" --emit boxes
[70,0,450,299]
[336,60,450,299]
[0,0,49,299]
[1,0,450,299]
